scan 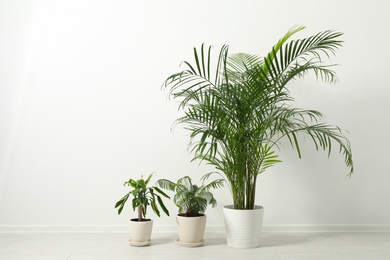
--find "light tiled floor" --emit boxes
[1,232,390,259]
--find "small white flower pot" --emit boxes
[128,219,153,246]
[175,214,206,247]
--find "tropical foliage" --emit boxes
[156,176,223,217]
[115,173,170,221]
[163,26,353,210]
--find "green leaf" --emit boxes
[157,195,170,217]
[145,172,153,185]
[153,186,170,199]
[114,193,130,215]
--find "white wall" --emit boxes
[1,0,390,232]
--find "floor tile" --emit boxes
[0,231,390,259]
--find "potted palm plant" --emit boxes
[115,173,170,246]
[162,26,353,248]
[156,176,223,247]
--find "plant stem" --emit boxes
[138,205,142,221]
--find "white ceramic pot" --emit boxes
[223,205,264,248]
[176,214,206,247]
[128,219,153,246]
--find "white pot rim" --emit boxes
[224,205,264,210]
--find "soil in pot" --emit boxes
[130,218,151,222]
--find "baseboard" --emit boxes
[0,225,130,233]
[1,224,390,233]
[261,224,390,232]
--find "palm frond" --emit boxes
[163,26,352,209]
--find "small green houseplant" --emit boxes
[157,176,223,217]
[163,26,353,248]
[156,176,223,246]
[115,173,170,246]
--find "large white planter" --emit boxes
[176,214,206,247]
[128,219,153,246]
[223,205,264,248]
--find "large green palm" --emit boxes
[163,26,353,210]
